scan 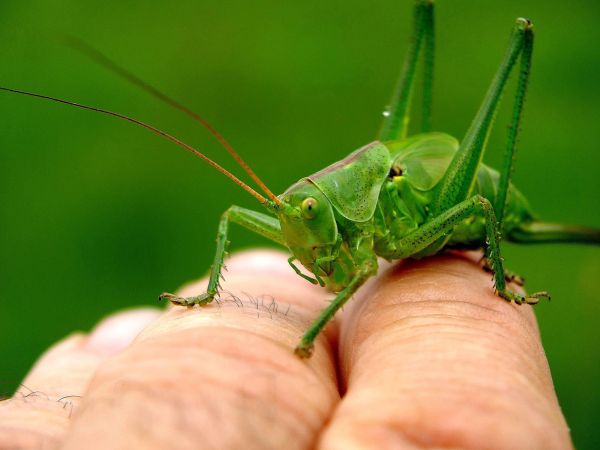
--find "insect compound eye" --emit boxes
[301,197,319,219]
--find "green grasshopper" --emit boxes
[1,0,598,358]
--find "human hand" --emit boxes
[0,250,572,449]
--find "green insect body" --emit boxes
[2,1,599,359]
[160,2,600,358]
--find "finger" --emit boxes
[321,253,572,450]
[0,308,160,449]
[60,250,340,450]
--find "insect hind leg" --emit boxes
[378,0,435,140]
[429,19,534,219]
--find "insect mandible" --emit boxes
[1,0,599,358]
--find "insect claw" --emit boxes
[294,342,314,359]
[525,291,551,304]
[159,292,178,303]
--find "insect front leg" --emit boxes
[160,206,284,306]
[389,195,549,305]
[295,262,376,359]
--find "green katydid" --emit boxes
[1,0,598,359]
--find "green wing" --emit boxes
[387,132,458,191]
[308,141,390,222]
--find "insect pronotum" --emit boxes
[1,0,599,358]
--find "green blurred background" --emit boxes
[1,0,598,446]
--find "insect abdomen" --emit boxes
[447,164,534,247]
[374,142,535,254]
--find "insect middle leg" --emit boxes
[390,195,549,305]
[160,206,284,306]
[481,257,526,287]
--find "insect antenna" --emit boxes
[0,86,273,205]
[64,36,281,205]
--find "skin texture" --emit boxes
[0,250,572,450]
